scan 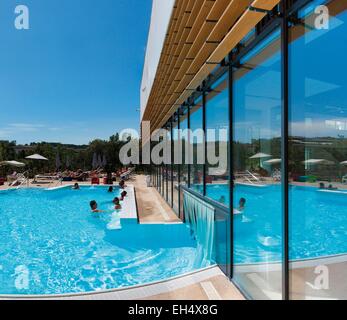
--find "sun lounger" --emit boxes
[33,175,60,183]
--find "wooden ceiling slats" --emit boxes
[143,0,281,132]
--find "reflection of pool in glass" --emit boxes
[204,184,347,264]
[0,187,210,296]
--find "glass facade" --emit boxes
[233,29,283,300]
[189,97,204,194]
[150,0,347,300]
[172,116,180,214]
[289,0,347,300]
[205,73,230,206]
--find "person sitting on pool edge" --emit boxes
[72,183,80,190]
[108,186,114,193]
[113,197,122,210]
[90,200,104,213]
[120,191,127,201]
[119,179,126,189]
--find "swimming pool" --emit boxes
[206,184,347,264]
[0,186,210,295]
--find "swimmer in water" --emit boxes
[112,197,122,210]
[90,200,105,213]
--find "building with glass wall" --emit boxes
[141,0,347,300]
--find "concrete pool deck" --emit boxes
[132,175,181,224]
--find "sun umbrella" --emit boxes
[25,154,48,161]
[264,158,282,165]
[102,154,107,167]
[250,153,272,159]
[250,152,272,168]
[0,161,26,167]
[55,153,61,170]
[97,154,103,168]
[302,159,335,165]
[92,153,98,169]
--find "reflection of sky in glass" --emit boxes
[206,73,229,142]
[234,30,281,143]
[190,102,204,144]
[290,9,347,139]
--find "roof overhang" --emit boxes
[141,0,281,136]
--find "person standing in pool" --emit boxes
[112,197,122,210]
[108,186,114,193]
[239,198,246,211]
[219,195,226,204]
[120,191,127,201]
[90,200,105,213]
[72,183,80,190]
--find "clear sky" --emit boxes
[0,0,152,145]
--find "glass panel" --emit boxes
[206,73,230,207]
[180,110,189,217]
[180,111,189,187]
[167,122,173,207]
[233,28,283,299]
[189,97,204,194]
[172,117,180,214]
[289,0,347,300]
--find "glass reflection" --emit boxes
[233,28,283,300]
[205,73,230,206]
[289,0,347,300]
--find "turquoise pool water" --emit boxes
[206,184,347,264]
[0,187,209,295]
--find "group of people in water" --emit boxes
[71,179,128,214]
[90,189,128,213]
[319,183,338,191]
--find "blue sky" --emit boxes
[0,0,152,145]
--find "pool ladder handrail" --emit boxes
[14,171,30,189]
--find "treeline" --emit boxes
[0,133,129,175]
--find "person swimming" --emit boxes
[72,183,80,190]
[219,195,226,204]
[234,198,247,215]
[319,182,326,189]
[108,186,114,193]
[239,198,246,211]
[120,191,127,201]
[112,197,122,210]
[90,200,105,213]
